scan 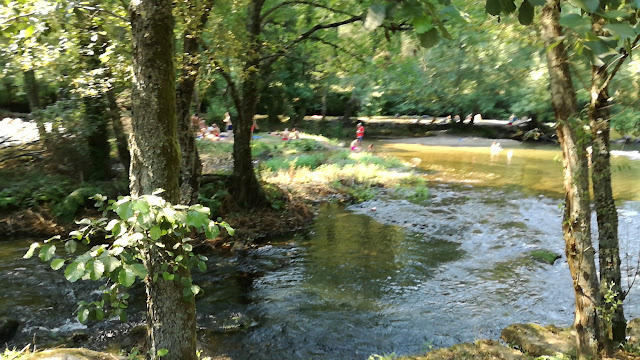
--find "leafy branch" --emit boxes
[24,190,233,324]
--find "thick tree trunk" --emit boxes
[230,0,269,209]
[589,19,625,345]
[130,1,196,359]
[22,69,48,143]
[540,0,603,358]
[106,89,130,176]
[176,0,214,205]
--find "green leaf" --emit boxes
[78,308,90,324]
[157,349,169,357]
[412,15,433,34]
[91,259,105,280]
[51,259,65,270]
[118,267,135,287]
[204,223,220,239]
[149,225,162,240]
[65,240,77,254]
[364,4,386,31]
[162,271,175,281]
[100,255,121,273]
[132,198,150,214]
[65,261,86,283]
[604,23,637,40]
[197,261,207,272]
[23,26,35,37]
[559,13,591,31]
[130,263,147,279]
[222,223,235,236]
[191,284,202,296]
[175,255,184,263]
[186,211,209,229]
[182,243,193,252]
[486,0,502,16]
[95,308,104,321]
[518,0,534,25]
[39,244,56,262]
[24,242,40,259]
[568,0,600,12]
[115,199,134,220]
[499,0,516,14]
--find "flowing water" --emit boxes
[2,139,639,359]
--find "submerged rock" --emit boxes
[26,348,121,359]
[0,316,20,342]
[500,323,575,357]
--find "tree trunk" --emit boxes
[84,95,112,180]
[130,1,196,359]
[321,86,328,121]
[176,0,214,205]
[230,0,269,209]
[589,18,625,347]
[540,0,603,358]
[343,92,358,125]
[106,89,130,176]
[23,69,48,143]
[77,9,112,181]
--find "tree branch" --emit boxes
[0,12,37,26]
[78,5,129,22]
[261,1,357,23]
[307,36,367,63]
[599,35,640,93]
[213,60,243,117]
[261,14,362,69]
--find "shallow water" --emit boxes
[2,141,640,359]
[379,141,640,201]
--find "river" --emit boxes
[2,138,639,359]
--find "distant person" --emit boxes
[350,139,361,152]
[356,122,365,144]
[454,114,461,123]
[211,124,221,136]
[251,118,259,134]
[367,144,374,152]
[473,113,482,124]
[281,128,290,141]
[290,128,300,140]
[507,114,517,125]
[465,113,473,123]
[490,141,502,153]
[223,112,233,136]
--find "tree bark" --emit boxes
[176,0,214,205]
[130,1,196,359]
[23,69,48,144]
[589,17,625,347]
[229,0,269,209]
[540,0,603,358]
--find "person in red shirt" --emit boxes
[356,122,365,144]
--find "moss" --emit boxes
[529,249,561,265]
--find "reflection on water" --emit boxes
[379,142,640,201]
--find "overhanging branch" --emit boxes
[261,14,362,69]
[261,1,357,23]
